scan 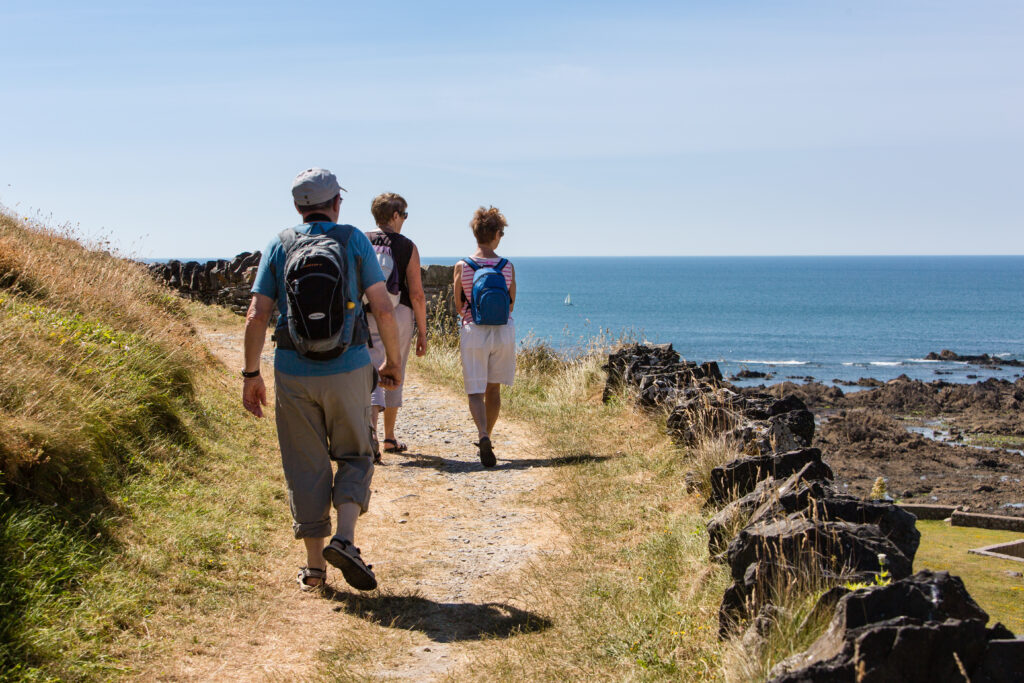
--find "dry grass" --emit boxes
[414,337,732,680]
[720,571,836,682]
[0,211,206,500]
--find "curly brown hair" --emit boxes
[470,206,507,245]
[370,192,408,227]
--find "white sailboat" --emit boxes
[564,293,572,306]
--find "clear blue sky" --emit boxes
[1,0,1022,257]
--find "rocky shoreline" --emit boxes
[751,375,1024,516]
[605,343,1023,680]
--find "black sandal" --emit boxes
[323,537,377,591]
[296,566,327,592]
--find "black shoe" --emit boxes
[476,437,496,468]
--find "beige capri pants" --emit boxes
[367,303,414,408]
[274,364,375,539]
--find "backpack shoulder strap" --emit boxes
[327,224,367,295]
[462,257,480,271]
[278,227,299,253]
[495,258,509,271]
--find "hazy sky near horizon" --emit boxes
[1,1,1022,257]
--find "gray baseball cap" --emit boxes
[291,167,348,206]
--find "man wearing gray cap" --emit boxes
[242,167,402,592]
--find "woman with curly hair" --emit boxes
[453,206,516,467]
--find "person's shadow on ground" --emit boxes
[394,451,611,473]
[322,589,553,642]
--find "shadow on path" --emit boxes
[323,589,553,642]
[393,451,611,473]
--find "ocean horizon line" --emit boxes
[143,253,1024,263]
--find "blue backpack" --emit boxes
[462,257,510,325]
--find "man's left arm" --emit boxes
[242,293,275,417]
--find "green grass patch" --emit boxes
[966,433,1024,450]
[914,521,1024,632]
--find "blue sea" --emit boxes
[426,256,1024,390]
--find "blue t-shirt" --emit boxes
[251,222,385,377]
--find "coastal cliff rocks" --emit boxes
[719,518,914,633]
[148,253,458,323]
[706,462,834,555]
[768,571,1022,682]
[666,389,815,455]
[604,343,1022,674]
[708,448,829,505]
[602,343,721,406]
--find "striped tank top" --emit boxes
[460,257,514,325]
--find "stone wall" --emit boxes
[148,252,456,323]
[147,253,261,314]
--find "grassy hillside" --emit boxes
[0,212,281,680]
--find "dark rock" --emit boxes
[707,462,834,555]
[730,369,773,381]
[731,393,808,421]
[697,361,723,383]
[725,518,912,586]
[807,496,921,563]
[771,617,992,682]
[666,387,744,445]
[720,518,912,633]
[709,448,828,505]
[768,570,1018,682]
[924,349,1024,368]
[603,345,723,407]
[603,343,684,403]
[767,409,816,451]
[974,639,1024,683]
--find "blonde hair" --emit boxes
[370,193,408,227]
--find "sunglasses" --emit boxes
[400,211,409,219]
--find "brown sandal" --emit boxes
[296,566,327,592]
[383,438,408,453]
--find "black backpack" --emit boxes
[274,224,368,360]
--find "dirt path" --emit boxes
[143,321,563,681]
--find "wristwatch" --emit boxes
[241,369,260,378]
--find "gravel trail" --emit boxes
[140,324,562,681]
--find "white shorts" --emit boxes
[368,304,414,408]
[459,321,516,395]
